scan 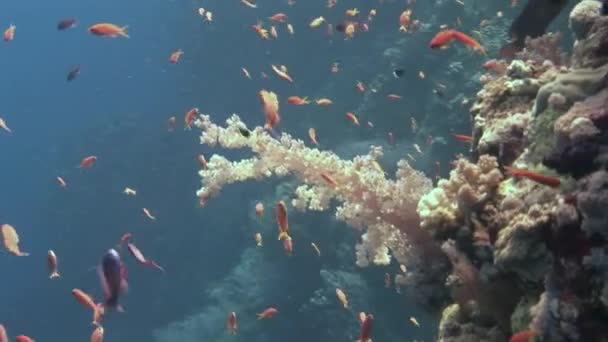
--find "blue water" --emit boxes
[0,0,499,340]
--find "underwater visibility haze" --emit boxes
[2,0,608,341]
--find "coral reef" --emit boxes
[427,3,608,341]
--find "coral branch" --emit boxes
[195,114,437,267]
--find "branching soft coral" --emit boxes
[195,114,438,267]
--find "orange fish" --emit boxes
[399,10,412,32]
[184,107,199,130]
[252,23,269,39]
[90,326,104,342]
[287,96,309,105]
[257,307,279,319]
[336,288,348,308]
[358,312,367,325]
[1,224,29,256]
[429,29,485,53]
[344,23,356,39]
[0,117,11,133]
[72,288,97,310]
[72,288,104,326]
[452,30,486,54]
[282,235,293,255]
[505,167,561,187]
[259,89,280,129]
[47,250,60,279]
[169,49,184,64]
[168,116,176,131]
[321,173,338,188]
[15,336,34,342]
[308,128,318,145]
[88,23,129,38]
[255,202,264,218]
[429,30,455,48]
[56,176,67,188]
[79,155,97,168]
[227,312,238,335]
[269,13,288,22]
[451,134,473,142]
[3,24,15,42]
[271,64,293,83]
[276,201,289,240]
[0,324,7,342]
[346,112,360,126]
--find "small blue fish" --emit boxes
[98,249,128,311]
[66,65,80,82]
[57,18,77,31]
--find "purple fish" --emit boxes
[57,18,77,31]
[127,242,165,273]
[98,249,128,311]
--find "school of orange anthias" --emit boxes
[1,0,573,341]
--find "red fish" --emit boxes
[358,314,373,342]
[169,49,184,64]
[356,81,365,93]
[505,167,561,187]
[321,173,338,188]
[118,233,132,246]
[3,24,15,42]
[79,155,97,168]
[451,134,473,142]
[429,30,455,49]
[126,242,165,273]
[509,330,536,342]
[287,96,309,105]
[276,201,289,240]
[257,307,279,319]
[15,336,34,342]
[184,107,199,130]
[346,112,360,126]
[269,13,288,22]
[430,29,485,53]
[227,312,238,334]
[387,94,402,100]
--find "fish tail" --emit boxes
[278,232,290,240]
[49,271,60,279]
[120,26,130,38]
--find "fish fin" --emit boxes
[120,26,130,38]
[49,272,60,279]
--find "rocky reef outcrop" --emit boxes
[419,2,608,340]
